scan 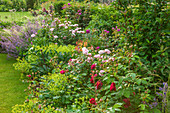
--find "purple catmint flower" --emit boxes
[159,87,163,91]
[149,104,153,109]
[0,20,41,58]
[86,29,90,34]
[156,92,163,96]
[152,102,158,107]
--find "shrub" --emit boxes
[54,1,67,16]
[112,0,169,81]
[0,0,27,12]
[0,21,41,58]
[32,17,86,46]
[13,44,75,77]
[61,1,92,28]
[88,4,118,33]
[12,98,64,113]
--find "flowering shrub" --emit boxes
[10,1,169,113]
[32,16,86,46]
[61,1,91,28]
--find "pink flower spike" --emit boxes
[104,30,107,32]
[68,3,70,5]
[116,26,117,29]
[112,27,115,30]
[106,31,109,33]
[78,13,81,15]
[27,75,31,77]
[117,29,120,31]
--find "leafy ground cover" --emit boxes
[0,54,28,113]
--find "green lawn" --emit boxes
[0,12,33,22]
[0,54,28,113]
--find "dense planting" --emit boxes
[0,0,169,112]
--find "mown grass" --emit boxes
[0,12,33,22]
[0,54,28,113]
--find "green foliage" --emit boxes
[14,44,75,77]
[54,1,67,16]
[88,4,117,33]
[12,98,63,113]
[112,0,169,81]
[13,57,31,73]
[0,0,27,12]
[25,0,39,10]
[61,1,92,28]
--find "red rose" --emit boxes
[91,64,96,70]
[90,76,94,83]
[96,81,103,90]
[133,92,136,96]
[123,98,131,108]
[110,82,116,91]
[60,70,65,74]
[89,98,97,105]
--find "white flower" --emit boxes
[54,35,58,38]
[72,30,76,34]
[99,70,105,76]
[77,31,81,33]
[50,28,55,31]
[80,31,85,33]
[31,34,35,37]
[82,47,89,55]
[105,49,111,54]
[94,54,100,58]
[73,24,78,27]
[54,18,58,21]
[71,59,77,62]
[88,53,92,56]
[72,33,76,36]
[59,24,64,27]
[98,50,105,54]
[68,21,71,24]
[65,26,68,29]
